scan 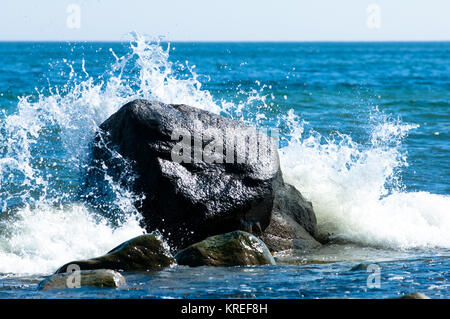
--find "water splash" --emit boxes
[0,34,274,275]
[0,203,143,275]
[279,110,450,249]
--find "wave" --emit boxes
[0,203,143,275]
[280,112,450,249]
[0,34,449,275]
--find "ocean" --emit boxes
[0,35,448,298]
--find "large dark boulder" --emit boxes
[175,231,276,267]
[87,99,281,250]
[55,234,174,273]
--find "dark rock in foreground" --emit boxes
[55,234,174,273]
[88,99,281,249]
[175,230,276,267]
[397,292,431,299]
[261,181,321,252]
[38,269,125,290]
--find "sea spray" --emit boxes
[0,34,266,275]
[279,110,450,249]
[0,203,143,275]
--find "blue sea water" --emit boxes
[0,37,449,298]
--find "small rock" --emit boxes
[55,234,174,273]
[261,181,321,252]
[350,263,369,271]
[398,292,431,299]
[261,208,321,252]
[260,181,321,252]
[38,269,125,290]
[175,231,276,267]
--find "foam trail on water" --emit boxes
[280,112,450,249]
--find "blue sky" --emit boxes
[0,0,449,41]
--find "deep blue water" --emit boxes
[0,40,448,298]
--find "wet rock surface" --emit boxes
[38,269,126,290]
[55,234,174,273]
[261,181,321,252]
[397,292,431,299]
[87,99,281,250]
[175,230,276,267]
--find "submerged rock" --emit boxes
[55,234,174,273]
[175,230,276,267]
[350,263,369,271]
[261,181,320,252]
[38,269,125,290]
[87,99,281,249]
[398,292,431,299]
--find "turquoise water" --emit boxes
[0,38,449,298]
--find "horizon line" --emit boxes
[0,39,449,43]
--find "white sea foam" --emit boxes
[280,112,450,249]
[0,203,143,275]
